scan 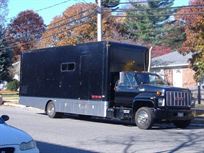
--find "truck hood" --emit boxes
[0,123,32,145]
[138,84,189,92]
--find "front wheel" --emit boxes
[135,107,155,130]
[173,120,191,129]
[46,101,63,118]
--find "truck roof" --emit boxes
[22,41,149,54]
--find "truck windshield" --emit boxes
[135,73,167,85]
[117,72,167,87]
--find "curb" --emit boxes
[192,116,204,124]
[195,110,204,116]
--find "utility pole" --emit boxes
[97,0,102,41]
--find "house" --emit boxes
[11,61,20,81]
[151,51,196,88]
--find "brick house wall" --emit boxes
[182,68,196,88]
[151,51,197,89]
[152,67,196,89]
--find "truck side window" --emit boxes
[117,72,137,88]
[61,63,76,72]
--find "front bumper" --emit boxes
[154,108,194,121]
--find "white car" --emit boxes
[0,115,39,153]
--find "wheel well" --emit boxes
[133,101,154,114]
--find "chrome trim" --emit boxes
[166,91,191,107]
[20,96,109,117]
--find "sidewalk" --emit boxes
[1,99,25,108]
[192,108,204,125]
[192,115,204,125]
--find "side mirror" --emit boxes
[1,115,9,121]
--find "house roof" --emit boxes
[151,51,193,68]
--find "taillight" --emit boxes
[91,95,102,99]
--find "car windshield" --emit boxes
[135,73,167,85]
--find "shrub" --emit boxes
[6,80,19,91]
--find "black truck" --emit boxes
[20,41,194,129]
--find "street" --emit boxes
[0,105,204,153]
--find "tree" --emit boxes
[6,10,45,61]
[176,0,204,80]
[122,0,184,47]
[39,3,117,48]
[0,0,8,27]
[0,26,12,81]
[151,45,172,57]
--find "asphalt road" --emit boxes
[0,105,204,153]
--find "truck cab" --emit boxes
[110,71,194,129]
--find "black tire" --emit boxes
[135,107,155,130]
[173,120,191,129]
[46,101,63,118]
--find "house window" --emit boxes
[61,62,76,72]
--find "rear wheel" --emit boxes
[173,120,191,129]
[135,107,154,130]
[46,101,63,118]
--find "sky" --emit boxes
[7,0,189,25]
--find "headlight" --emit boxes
[158,98,165,107]
[156,90,165,96]
[20,140,36,151]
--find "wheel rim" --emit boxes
[47,103,55,116]
[137,110,149,125]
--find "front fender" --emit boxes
[132,97,156,113]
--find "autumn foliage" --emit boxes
[151,46,172,58]
[176,0,204,80]
[39,3,117,48]
[6,10,45,61]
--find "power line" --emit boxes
[0,10,97,51]
[5,9,203,44]
[107,4,204,12]
[35,0,74,12]
[2,2,204,51]
[40,11,96,42]
[4,7,204,44]
[3,6,96,47]
[118,0,170,4]
[5,0,88,21]
[111,11,204,17]
[2,9,203,51]
[2,11,96,50]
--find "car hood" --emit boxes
[0,123,32,145]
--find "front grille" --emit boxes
[166,91,191,107]
[0,147,15,153]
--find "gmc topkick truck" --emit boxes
[20,41,194,129]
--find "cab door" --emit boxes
[114,72,139,107]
